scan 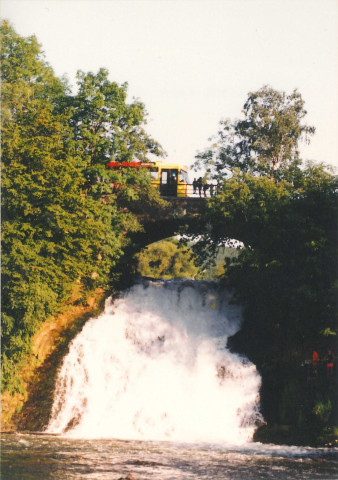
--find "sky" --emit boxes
[2,0,338,172]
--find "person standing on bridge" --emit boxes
[197,177,203,197]
[193,178,198,195]
[203,183,209,198]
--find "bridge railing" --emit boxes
[104,181,218,199]
[176,183,218,198]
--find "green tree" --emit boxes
[194,85,315,179]
[1,21,168,392]
[192,86,336,347]
[69,68,164,198]
[136,239,199,279]
[66,68,168,237]
[192,86,337,434]
[1,21,123,390]
[207,166,337,346]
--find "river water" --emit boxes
[2,279,337,478]
[2,433,337,479]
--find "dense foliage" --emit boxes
[204,167,337,348]
[193,86,338,439]
[136,239,238,280]
[194,85,315,179]
[136,239,199,279]
[1,21,164,392]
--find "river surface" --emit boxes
[1,434,338,480]
[1,433,338,479]
[2,279,337,478]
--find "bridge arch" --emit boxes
[113,196,243,289]
[113,197,209,287]
[132,197,207,249]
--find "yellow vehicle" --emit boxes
[105,159,190,197]
[145,161,190,197]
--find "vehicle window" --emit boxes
[179,170,188,183]
[147,167,159,180]
[161,171,168,184]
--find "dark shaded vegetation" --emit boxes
[192,86,338,445]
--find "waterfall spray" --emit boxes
[46,279,263,443]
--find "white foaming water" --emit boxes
[46,279,263,443]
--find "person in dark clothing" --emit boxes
[197,177,203,197]
[192,178,198,195]
[203,183,209,198]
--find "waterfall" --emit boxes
[46,279,263,443]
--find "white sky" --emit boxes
[2,0,338,172]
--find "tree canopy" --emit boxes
[69,69,163,195]
[136,239,199,279]
[194,85,315,180]
[192,86,337,433]
[0,20,165,391]
[192,86,337,348]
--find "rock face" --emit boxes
[228,328,338,447]
[1,289,106,431]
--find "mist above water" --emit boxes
[47,279,263,443]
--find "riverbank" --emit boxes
[254,424,338,448]
[1,287,108,432]
[228,327,338,448]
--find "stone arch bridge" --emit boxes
[115,197,209,286]
[134,196,207,248]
